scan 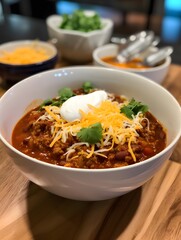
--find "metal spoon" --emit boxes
[111,35,160,48]
[111,30,155,45]
[129,30,154,42]
[143,46,173,67]
[111,36,128,45]
[117,33,155,62]
[151,36,160,47]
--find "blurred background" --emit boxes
[0,0,181,64]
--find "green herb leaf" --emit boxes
[40,98,63,109]
[82,81,93,93]
[39,99,53,109]
[51,100,62,106]
[77,122,103,144]
[58,87,75,102]
[60,9,102,32]
[120,98,148,119]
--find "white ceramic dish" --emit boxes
[93,44,171,84]
[46,13,113,63]
[0,66,180,201]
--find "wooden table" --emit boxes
[0,63,181,240]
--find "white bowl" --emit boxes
[93,44,171,84]
[0,67,180,201]
[46,14,113,63]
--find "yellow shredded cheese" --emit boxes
[43,106,62,123]
[0,46,49,64]
[87,144,95,158]
[38,99,146,161]
[128,135,136,162]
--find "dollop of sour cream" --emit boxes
[60,90,108,122]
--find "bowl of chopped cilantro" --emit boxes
[46,10,113,63]
[0,66,180,201]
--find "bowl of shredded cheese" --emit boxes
[0,40,58,83]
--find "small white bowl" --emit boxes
[93,44,171,84]
[0,40,58,83]
[0,67,180,201]
[46,13,113,63]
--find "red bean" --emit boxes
[115,151,129,161]
[143,146,154,156]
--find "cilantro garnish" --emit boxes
[40,87,75,109]
[120,98,148,119]
[77,122,103,144]
[40,82,94,109]
[58,87,75,102]
[82,81,93,93]
[60,10,102,32]
[40,98,61,109]
[40,99,53,108]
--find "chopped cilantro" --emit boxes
[77,122,103,144]
[120,98,148,119]
[51,100,62,106]
[82,81,93,93]
[40,98,62,109]
[60,10,102,32]
[40,87,75,109]
[58,87,75,102]
[40,99,53,107]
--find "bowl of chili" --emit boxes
[93,44,171,84]
[0,66,180,201]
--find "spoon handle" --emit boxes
[144,46,173,67]
[117,34,154,62]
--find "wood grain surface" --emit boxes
[0,64,181,240]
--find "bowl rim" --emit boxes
[0,66,180,172]
[0,40,58,67]
[46,14,114,37]
[93,43,171,73]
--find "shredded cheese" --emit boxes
[37,99,148,162]
[0,46,49,65]
[87,144,95,158]
[128,135,136,162]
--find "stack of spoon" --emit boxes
[111,31,173,67]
